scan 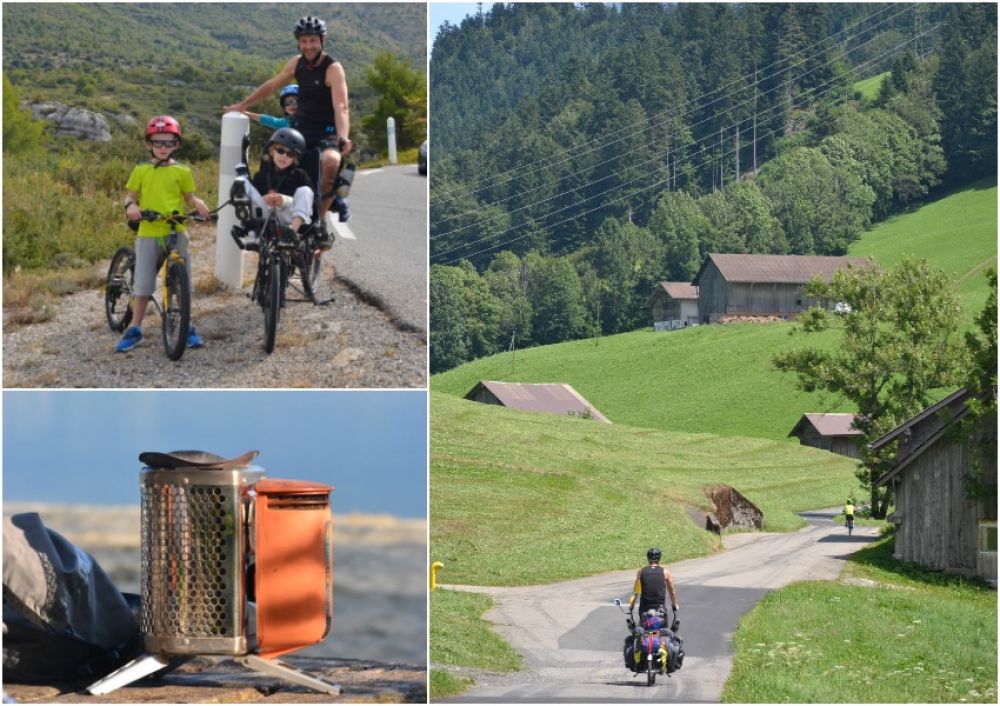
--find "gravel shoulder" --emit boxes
[3,223,426,388]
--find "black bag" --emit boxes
[662,629,685,673]
[2,513,141,683]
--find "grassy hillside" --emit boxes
[434,323,844,441]
[433,179,998,441]
[431,392,861,586]
[848,176,998,321]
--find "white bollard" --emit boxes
[216,112,249,289]
[387,116,397,164]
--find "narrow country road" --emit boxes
[442,509,879,703]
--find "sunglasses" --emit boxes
[272,145,300,158]
[283,98,299,106]
[148,139,179,148]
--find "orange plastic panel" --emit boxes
[254,480,333,658]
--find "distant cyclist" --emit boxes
[629,548,679,624]
[844,500,855,535]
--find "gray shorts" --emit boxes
[134,233,192,297]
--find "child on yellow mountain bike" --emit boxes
[117,115,211,353]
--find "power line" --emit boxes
[430,2,918,210]
[431,19,899,243]
[431,26,934,258]
[433,27,935,266]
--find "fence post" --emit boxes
[216,112,248,289]
[387,116,397,164]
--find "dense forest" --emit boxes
[429,2,997,373]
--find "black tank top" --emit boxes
[638,565,666,612]
[294,53,337,138]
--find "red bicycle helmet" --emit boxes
[145,115,182,140]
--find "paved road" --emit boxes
[332,165,427,334]
[444,509,878,702]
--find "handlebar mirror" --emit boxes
[613,598,621,606]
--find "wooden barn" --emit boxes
[692,253,871,323]
[872,389,997,584]
[788,413,862,458]
[465,381,611,423]
[649,282,699,331]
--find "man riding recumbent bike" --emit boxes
[228,127,347,352]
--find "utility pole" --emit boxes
[753,63,758,176]
[719,125,724,190]
[735,123,740,183]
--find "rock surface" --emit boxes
[3,655,426,703]
[29,102,112,141]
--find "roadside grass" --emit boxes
[433,179,998,441]
[430,588,520,699]
[429,670,475,700]
[431,392,862,586]
[361,146,419,169]
[430,589,522,671]
[723,536,997,703]
[853,71,888,101]
[4,266,105,329]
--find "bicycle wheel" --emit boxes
[105,247,135,332]
[263,256,282,354]
[299,242,322,303]
[161,260,190,361]
[647,655,655,686]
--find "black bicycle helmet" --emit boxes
[293,15,327,38]
[267,127,306,158]
[647,547,662,562]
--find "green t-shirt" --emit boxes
[125,161,196,237]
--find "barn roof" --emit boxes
[655,282,699,300]
[872,388,974,487]
[465,381,611,423]
[693,254,872,285]
[788,413,861,438]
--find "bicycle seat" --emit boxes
[139,449,259,469]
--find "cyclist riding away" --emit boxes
[117,116,211,353]
[232,127,315,246]
[844,499,855,534]
[224,15,352,239]
[629,547,679,621]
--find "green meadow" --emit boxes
[724,537,997,703]
[852,71,889,101]
[431,392,861,586]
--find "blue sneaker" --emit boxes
[187,325,204,349]
[335,196,351,223]
[115,325,143,353]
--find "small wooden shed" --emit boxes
[872,389,997,583]
[649,282,699,331]
[465,381,611,423]
[788,413,862,458]
[692,253,871,323]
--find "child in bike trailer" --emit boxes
[117,115,211,353]
[231,127,316,247]
[241,84,350,225]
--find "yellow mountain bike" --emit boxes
[105,210,216,360]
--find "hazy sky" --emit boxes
[3,390,427,518]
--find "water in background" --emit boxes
[4,505,427,666]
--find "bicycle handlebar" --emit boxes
[135,209,219,224]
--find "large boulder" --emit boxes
[706,485,763,530]
[29,102,111,141]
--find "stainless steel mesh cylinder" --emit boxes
[139,466,264,656]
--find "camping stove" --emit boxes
[88,451,340,696]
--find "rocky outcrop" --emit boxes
[29,102,111,141]
[706,485,763,530]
